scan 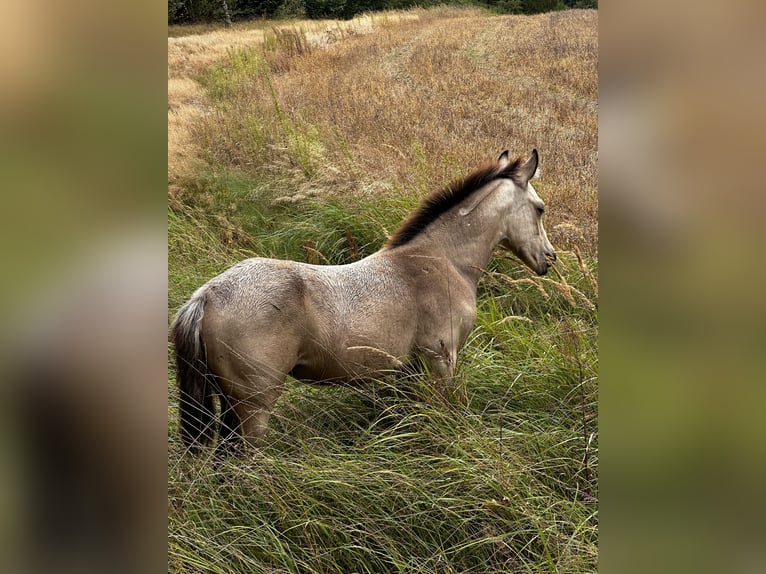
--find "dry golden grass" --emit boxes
[182,7,597,253]
[167,10,422,200]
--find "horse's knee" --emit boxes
[423,353,456,381]
[419,348,456,405]
[419,338,457,376]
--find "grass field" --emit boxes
[168,7,598,572]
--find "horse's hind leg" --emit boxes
[212,374,285,457]
[205,322,298,452]
[227,375,286,449]
[215,393,242,459]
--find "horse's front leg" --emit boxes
[419,339,458,404]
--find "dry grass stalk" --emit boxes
[485,271,550,299]
[302,241,332,265]
[544,263,596,311]
[368,218,391,242]
[345,346,405,369]
[573,244,598,298]
[496,315,533,324]
[546,262,578,308]
[346,231,360,261]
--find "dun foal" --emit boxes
[173,149,556,456]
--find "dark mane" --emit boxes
[386,156,523,249]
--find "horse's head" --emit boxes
[497,149,557,275]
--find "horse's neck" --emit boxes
[409,207,504,284]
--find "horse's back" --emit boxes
[200,254,406,320]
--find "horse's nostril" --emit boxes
[545,251,557,262]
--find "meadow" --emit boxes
[168,7,598,572]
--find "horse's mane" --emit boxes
[386,155,524,249]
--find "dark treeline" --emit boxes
[168,0,597,25]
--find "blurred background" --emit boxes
[0,0,764,572]
[599,0,766,572]
[0,1,167,572]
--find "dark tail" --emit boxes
[172,288,216,452]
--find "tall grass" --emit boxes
[169,7,597,573]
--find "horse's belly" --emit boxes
[290,339,411,383]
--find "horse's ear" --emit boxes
[517,149,539,183]
[497,150,510,167]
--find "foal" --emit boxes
[172,149,556,455]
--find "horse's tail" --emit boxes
[171,287,216,452]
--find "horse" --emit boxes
[172,149,556,457]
